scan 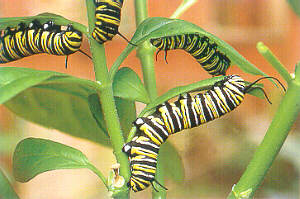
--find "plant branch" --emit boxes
[134,0,158,101]
[85,1,130,197]
[87,163,109,189]
[170,0,198,19]
[227,66,300,198]
[134,1,165,198]
[257,42,292,84]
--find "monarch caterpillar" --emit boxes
[0,20,87,67]
[92,0,132,44]
[150,34,231,76]
[123,75,285,192]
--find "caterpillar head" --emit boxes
[178,93,192,100]
[243,76,286,104]
[150,38,163,48]
[29,20,42,30]
[122,136,139,155]
[122,142,132,155]
[226,75,245,91]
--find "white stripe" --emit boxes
[136,140,160,149]
[132,146,158,155]
[211,90,225,113]
[132,158,157,163]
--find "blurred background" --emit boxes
[0,0,300,198]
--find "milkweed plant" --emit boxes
[0,0,300,199]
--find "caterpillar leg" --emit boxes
[151,179,168,192]
[65,56,69,69]
[155,49,168,64]
[64,50,92,69]
[164,50,168,64]
[117,32,137,46]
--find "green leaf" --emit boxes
[245,82,265,100]
[140,76,271,117]
[0,67,60,104]
[159,142,184,183]
[87,94,109,137]
[113,67,150,104]
[287,0,300,17]
[127,77,269,141]
[1,67,110,146]
[110,17,270,78]
[13,138,93,182]
[87,94,136,138]
[247,87,265,100]
[0,169,20,199]
[115,98,136,138]
[139,76,224,116]
[0,13,87,35]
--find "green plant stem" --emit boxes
[85,1,130,198]
[257,42,292,83]
[109,45,135,79]
[87,163,109,189]
[0,170,20,199]
[170,0,198,19]
[134,1,165,199]
[227,65,300,198]
[134,0,158,101]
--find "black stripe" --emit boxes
[131,159,157,168]
[196,93,213,122]
[208,90,224,117]
[131,141,159,154]
[0,35,14,62]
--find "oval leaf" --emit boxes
[140,76,269,117]
[110,17,270,78]
[0,13,87,35]
[159,142,184,183]
[113,67,150,103]
[247,87,266,100]
[0,13,67,30]
[244,82,265,100]
[13,138,91,182]
[133,17,268,76]
[0,169,20,199]
[126,77,268,141]
[1,67,110,146]
[87,94,109,137]
[139,76,224,116]
[287,0,300,17]
[115,97,137,138]
[87,94,136,138]
[0,67,65,104]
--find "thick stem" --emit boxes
[85,1,130,197]
[227,68,300,198]
[134,1,165,198]
[134,0,158,101]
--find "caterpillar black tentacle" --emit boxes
[123,75,285,192]
[244,76,286,104]
[150,34,231,76]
